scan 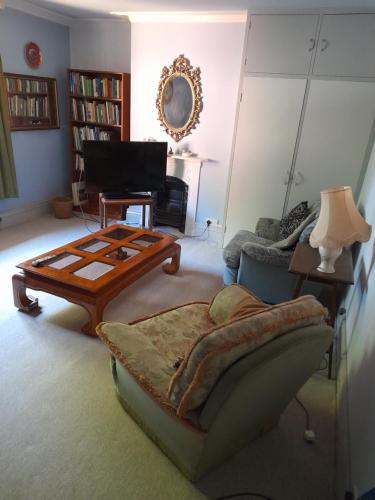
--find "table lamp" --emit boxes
[309,186,372,273]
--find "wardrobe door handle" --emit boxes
[320,39,329,52]
[308,38,316,52]
[294,171,303,186]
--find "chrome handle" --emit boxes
[308,38,316,52]
[283,170,291,186]
[294,171,303,186]
[320,38,329,52]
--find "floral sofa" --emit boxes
[96,284,333,481]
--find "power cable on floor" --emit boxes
[215,492,274,499]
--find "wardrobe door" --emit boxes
[224,76,307,245]
[287,80,375,210]
[313,14,375,78]
[245,14,319,75]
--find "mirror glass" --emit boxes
[163,75,193,130]
[156,55,202,142]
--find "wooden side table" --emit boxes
[99,193,154,229]
[288,242,354,379]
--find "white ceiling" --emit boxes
[14,0,375,19]
[5,0,375,19]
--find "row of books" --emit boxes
[69,72,121,99]
[6,78,47,94]
[8,95,48,118]
[73,126,111,151]
[71,98,120,126]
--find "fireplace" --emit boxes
[152,176,188,233]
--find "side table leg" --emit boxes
[163,243,181,274]
[292,275,305,299]
[149,202,154,230]
[12,273,39,312]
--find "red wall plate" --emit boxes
[24,42,42,69]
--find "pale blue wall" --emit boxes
[339,141,375,497]
[0,8,70,212]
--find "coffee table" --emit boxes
[12,224,181,336]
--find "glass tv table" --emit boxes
[12,224,180,336]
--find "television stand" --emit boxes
[103,192,151,200]
[99,192,154,229]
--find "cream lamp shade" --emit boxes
[310,186,371,273]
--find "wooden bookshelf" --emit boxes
[67,68,130,216]
[5,73,59,131]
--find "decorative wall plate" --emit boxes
[24,42,42,69]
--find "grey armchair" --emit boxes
[223,210,320,304]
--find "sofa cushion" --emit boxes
[279,201,309,239]
[209,284,257,324]
[168,295,327,417]
[96,303,214,403]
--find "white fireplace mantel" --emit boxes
[166,155,207,236]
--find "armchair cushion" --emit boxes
[168,294,328,417]
[255,217,281,241]
[222,230,274,269]
[229,295,270,321]
[271,209,318,250]
[208,284,252,324]
[241,240,293,266]
[279,201,309,239]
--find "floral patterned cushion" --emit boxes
[208,284,258,324]
[96,303,214,405]
[229,295,270,320]
[168,295,327,417]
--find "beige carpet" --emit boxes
[0,215,335,500]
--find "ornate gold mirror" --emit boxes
[156,55,202,142]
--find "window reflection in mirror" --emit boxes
[163,75,193,130]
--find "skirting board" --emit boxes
[336,316,353,500]
[109,208,223,246]
[0,198,52,229]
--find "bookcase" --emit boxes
[5,73,59,131]
[67,68,130,214]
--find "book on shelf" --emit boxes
[74,153,85,173]
[69,72,121,99]
[8,95,48,118]
[71,98,120,125]
[72,125,111,150]
[6,77,47,94]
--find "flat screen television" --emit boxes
[83,141,167,195]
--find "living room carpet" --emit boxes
[0,214,335,500]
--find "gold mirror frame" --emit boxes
[156,55,202,142]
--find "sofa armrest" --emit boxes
[255,218,280,241]
[241,241,293,267]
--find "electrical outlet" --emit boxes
[205,218,218,226]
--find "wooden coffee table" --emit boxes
[12,224,181,336]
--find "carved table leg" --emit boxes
[12,273,39,312]
[81,300,106,337]
[162,243,181,275]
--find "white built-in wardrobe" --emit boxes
[225,13,375,244]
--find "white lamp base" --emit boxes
[317,246,342,274]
